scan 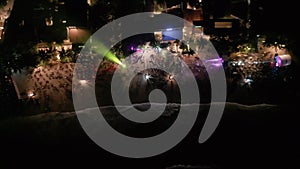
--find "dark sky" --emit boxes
[258,0,298,34]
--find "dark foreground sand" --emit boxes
[0,102,299,169]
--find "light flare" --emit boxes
[93,41,126,68]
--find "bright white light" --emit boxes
[28,91,35,97]
[79,80,88,86]
[68,26,77,29]
[145,74,151,80]
[166,28,173,31]
[153,11,162,15]
[56,54,60,60]
[157,46,162,52]
[244,78,253,84]
[87,0,92,6]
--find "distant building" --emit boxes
[146,0,243,40]
[147,0,202,42]
[4,0,91,49]
[31,0,69,42]
[66,26,91,45]
[194,0,243,36]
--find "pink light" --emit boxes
[205,58,223,67]
[205,58,223,62]
[136,48,142,52]
[211,63,223,67]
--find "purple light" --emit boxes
[211,63,223,67]
[205,58,223,63]
[205,58,223,67]
[275,56,282,67]
[130,46,135,51]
